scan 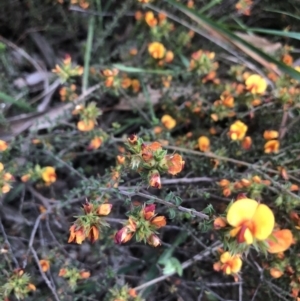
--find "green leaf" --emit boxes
[164,0,300,81]
[113,63,174,75]
[263,8,300,21]
[0,91,32,111]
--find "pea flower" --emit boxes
[227,198,275,245]
[41,167,57,185]
[213,251,242,275]
[267,229,293,253]
[245,74,267,94]
[228,120,248,141]
[263,130,279,140]
[0,140,8,151]
[161,114,176,130]
[264,140,280,154]
[148,42,166,59]
[198,136,210,152]
[39,259,50,272]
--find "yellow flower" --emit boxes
[263,130,279,140]
[0,140,8,151]
[148,42,166,59]
[213,252,242,275]
[97,203,113,216]
[39,259,50,272]
[228,120,248,141]
[267,229,293,254]
[264,140,279,154]
[227,198,275,244]
[77,120,95,132]
[161,114,176,129]
[145,11,157,27]
[198,136,210,152]
[245,74,267,94]
[41,167,57,184]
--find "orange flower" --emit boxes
[245,74,267,94]
[148,170,162,188]
[213,252,242,275]
[269,267,283,278]
[219,179,230,187]
[80,270,91,279]
[87,137,102,150]
[41,167,57,184]
[148,42,166,59]
[214,217,227,229]
[141,142,162,161]
[97,203,112,216]
[227,198,274,244]
[39,259,50,272]
[166,154,184,175]
[161,114,176,129]
[128,134,138,144]
[21,174,31,183]
[151,216,166,228]
[267,229,293,253]
[263,130,279,140]
[145,11,157,27]
[121,77,132,89]
[87,225,99,243]
[228,120,248,141]
[114,218,136,244]
[68,225,85,244]
[143,204,156,220]
[264,140,279,154]
[0,140,8,151]
[77,120,95,131]
[165,50,174,63]
[27,283,36,291]
[135,11,143,21]
[220,92,234,108]
[241,136,252,150]
[58,268,67,277]
[147,234,161,247]
[198,136,210,152]
[131,79,140,93]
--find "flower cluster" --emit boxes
[72,101,102,132]
[59,267,90,290]
[108,284,143,301]
[148,42,174,65]
[52,54,83,83]
[68,201,112,244]
[21,165,57,186]
[213,198,293,276]
[115,204,166,247]
[125,135,184,188]
[2,269,36,300]
[0,162,13,194]
[218,175,271,199]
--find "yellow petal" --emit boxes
[244,228,254,244]
[231,257,242,273]
[227,198,258,227]
[220,252,231,263]
[252,204,275,240]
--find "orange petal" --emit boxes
[252,204,274,240]
[267,229,293,253]
[227,198,258,227]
